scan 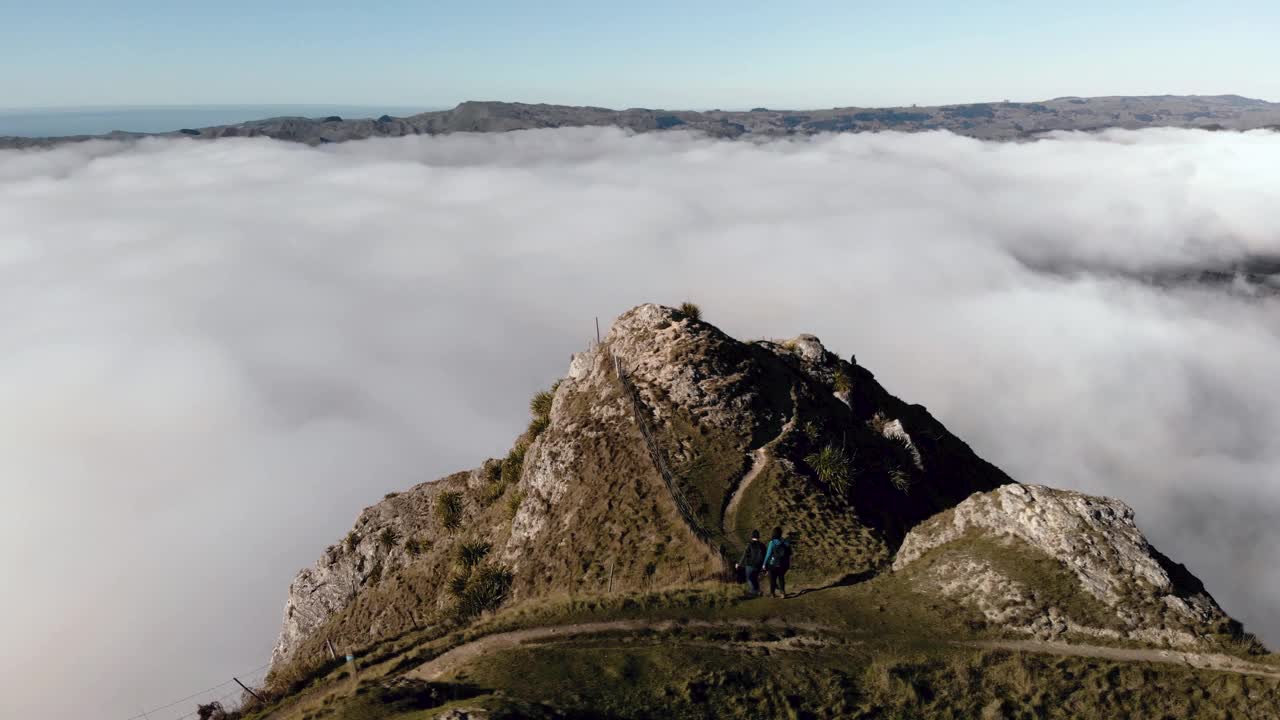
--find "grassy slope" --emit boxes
[248,568,1279,720]
[456,637,1280,720]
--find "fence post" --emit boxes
[233,677,264,705]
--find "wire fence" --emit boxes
[601,342,733,577]
[125,663,270,720]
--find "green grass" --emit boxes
[735,458,886,585]
[330,681,482,720]
[661,404,750,540]
[253,574,1280,720]
[436,628,1280,720]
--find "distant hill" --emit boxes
[4,95,1280,149]
[0,105,432,138]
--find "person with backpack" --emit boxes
[762,526,792,597]
[735,529,767,596]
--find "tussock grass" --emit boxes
[435,491,463,531]
[403,537,423,557]
[455,564,515,620]
[526,414,550,437]
[456,541,492,570]
[505,489,525,521]
[500,444,526,485]
[529,390,554,419]
[833,370,851,393]
[806,444,853,496]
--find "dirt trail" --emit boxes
[409,619,815,681]
[723,399,798,540]
[411,621,1280,684]
[723,447,770,538]
[968,639,1280,680]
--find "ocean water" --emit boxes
[0,105,433,137]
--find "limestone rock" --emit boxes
[894,484,1230,646]
[270,474,471,666]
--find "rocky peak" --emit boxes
[266,304,1247,681]
[893,484,1235,648]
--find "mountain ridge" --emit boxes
[4,94,1280,149]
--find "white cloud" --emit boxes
[2,127,1279,719]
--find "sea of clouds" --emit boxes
[2,127,1278,719]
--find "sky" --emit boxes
[2,127,1279,719]
[2,1,1279,110]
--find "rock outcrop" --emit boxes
[893,484,1235,648]
[271,471,476,666]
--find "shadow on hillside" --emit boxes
[786,568,878,599]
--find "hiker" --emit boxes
[762,526,792,597]
[735,529,767,596]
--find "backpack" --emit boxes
[769,540,791,569]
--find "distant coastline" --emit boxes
[0,105,434,138]
[3,95,1279,149]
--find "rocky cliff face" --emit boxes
[893,484,1236,648]
[268,303,1247,676]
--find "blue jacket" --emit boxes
[763,538,790,569]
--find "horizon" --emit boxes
[5,91,1279,113]
[4,92,1277,140]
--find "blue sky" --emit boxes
[4,1,1277,110]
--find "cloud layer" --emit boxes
[2,127,1279,719]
